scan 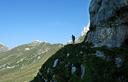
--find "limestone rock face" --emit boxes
[87,0,128,47]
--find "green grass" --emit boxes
[0,42,62,82]
[31,42,128,82]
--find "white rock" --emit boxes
[6,66,15,69]
[30,40,43,46]
[115,57,122,68]
[37,48,50,55]
[32,40,42,43]
[80,64,85,79]
[52,74,56,78]
[37,56,41,59]
[95,51,105,59]
[44,79,48,82]
[67,53,70,57]
[53,59,59,67]
[16,58,25,63]
[0,64,6,69]
[71,65,76,74]
[81,23,90,36]
[42,49,49,54]
[80,51,83,54]
[25,48,30,51]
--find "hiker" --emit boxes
[72,35,75,44]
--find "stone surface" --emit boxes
[115,57,123,68]
[71,64,76,74]
[95,50,105,59]
[53,59,59,68]
[87,0,128,47]
[80,64,85,79]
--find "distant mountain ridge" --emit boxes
[0,43,8,53]
[81,23,90,36]
[77,23,90,43]
[0,41,63,82]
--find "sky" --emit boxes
[0,0,90,48]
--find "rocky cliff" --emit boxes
[87,0,128,47]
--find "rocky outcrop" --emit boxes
[76,23,90,43]
[87,0,128,47]
[81,23,90,36]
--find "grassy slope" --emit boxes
[31,42,128,82]
[0,54,50,82]
[0,43,62,82]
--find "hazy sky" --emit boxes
[0,0,90,48]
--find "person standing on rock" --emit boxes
[72,35,75,44]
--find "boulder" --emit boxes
[87,0,128,47]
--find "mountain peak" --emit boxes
[81,23,90,36]
[0,42,8,53]
[32,40,43,43]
